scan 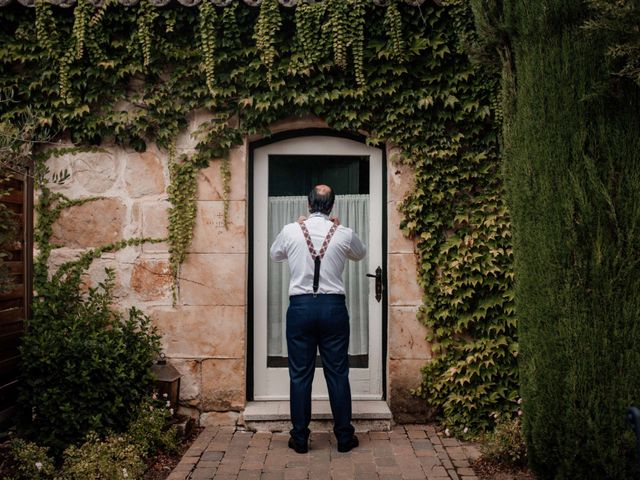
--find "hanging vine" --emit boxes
[254,0,282,86]
[166,144,197,305]
[384,0,406,62]
[199,0,219,97]
[348,0,366,86]
[34,0,58,56]
[295,1,328,67]
[136,0,159,70]
[327,0,349,69]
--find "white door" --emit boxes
[253,135,383,400]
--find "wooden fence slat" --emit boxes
[3,261,22,274]
[0,298,22,311]
[0,308,25,323]
[0,189,24,205]
[0,163,32,430]
[0,356,19,376]
[0,284,24,302]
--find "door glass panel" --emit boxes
[267,155,370,368]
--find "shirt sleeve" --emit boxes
[270,228,289,262]
[347,230,367,261]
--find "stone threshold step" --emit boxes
[241,400,393,432]
[243,400,392,421]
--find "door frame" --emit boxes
[247,128,388,401]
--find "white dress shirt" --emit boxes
[270,212,367,296]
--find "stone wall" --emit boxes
[43,109,248,425]
[41,114,432,426]
[386,147,432,422]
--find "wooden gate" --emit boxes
[0,164,33,428]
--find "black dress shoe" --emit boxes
[288,436,308,454]
[337,434,359,453]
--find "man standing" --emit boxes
[270,184,366,454]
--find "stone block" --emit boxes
[388,306,431,360]
[125,150,166,197]
[388,201,415,254]
[200,411,240,427]
[388,359,432,422]
[201,359,246,411]
[140,200,170,252]
[171,359,201,403]
[197,145,247,201]
[388,254,422,306]
[387,151,414,203]
[73,151,120,194]
[152,306,246,358]
[51,198,126,248]
[179,254,246,306]
[267,115,329,135]
[190,201,246,254]
[131,258,172,301]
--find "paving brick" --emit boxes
[402,470,429,480]
[238,471,262,480]
[172,462,194,473]
[375,456,398,467]
[167,424,483,480]
[355,462,377,473]
[283,466,308,479]
[166,473,188,480]
[430,465,448,477]
[441,458,454,469]
[377,466,401,475]
[456,467,475,476]
[260,472,285,480]
[190,467,217,479]
[407,430,427,439]
[201,451,225,461]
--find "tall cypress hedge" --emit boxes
[503,0,640,478]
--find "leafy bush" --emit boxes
[480,416,527,468]
[125,396,180,457]
[500,0,640,477]
[9,439,56,480]
[18,268,161,456]
[59,432,146,480]
[9,397,178,480]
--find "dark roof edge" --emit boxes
[2,0,430,8]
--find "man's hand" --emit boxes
[330,216,340,226]
[297,215,307,223]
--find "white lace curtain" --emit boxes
[267,194,370,358]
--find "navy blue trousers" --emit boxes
[286,294,355,445]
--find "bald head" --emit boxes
[308,184,335,215]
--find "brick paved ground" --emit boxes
[167,424,481,480]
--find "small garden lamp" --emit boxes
[151,353,181,415]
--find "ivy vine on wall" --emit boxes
[0,0,517,433]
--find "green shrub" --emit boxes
[18,268,161,456]
[125,396,180,457]
[9,438,56,480]
[500,0,640,478]
[480,416,527,468]
[58,432,146,480]
[9,397,178,480]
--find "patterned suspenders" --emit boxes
[298,220,338,294]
